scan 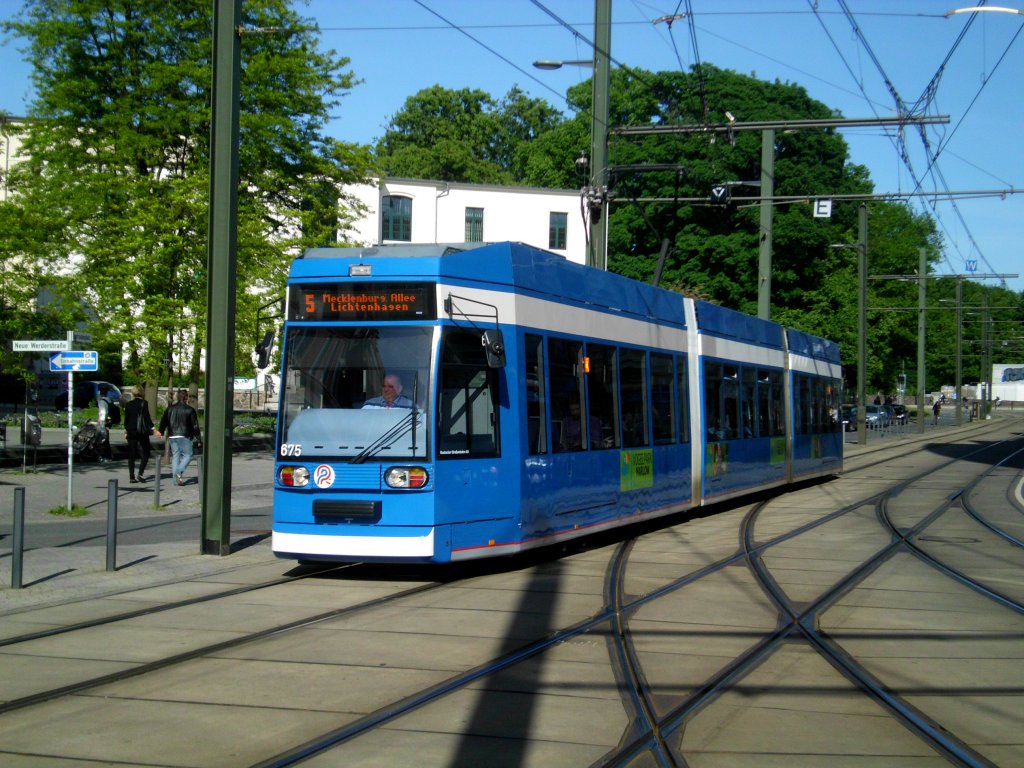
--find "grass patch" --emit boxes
[49,504,91,517]
[234,414,277,435]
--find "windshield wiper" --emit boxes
[350,410,419,464]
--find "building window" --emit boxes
[465,207,484,242]
[381,195,412,241]
[549,212,567,250]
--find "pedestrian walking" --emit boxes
[932,400,941,425]
[158,389,202,485]
[124,385,155,483]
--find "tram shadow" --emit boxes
[926,436,1024,470]
[279,481,839,764]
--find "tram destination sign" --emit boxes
[289,282,436,321]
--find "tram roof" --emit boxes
[293,241,839,362]
[294,241,688,327]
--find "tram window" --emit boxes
[549,337,586,452]
[620,348,648,447]
[587,343,619,449]
[757,370,772,437]
[798,375,811,434]
[768,371,784,436]
[525,334,547,455]
[828,380,841,433]
[808,377,818,432]
[704,362,723,442]
[676,355,689,443]
[817,378,833,433]
[815,378,827,432]
[722,365,739,440]
[437,329,499,458]
[742,367,756,438]
[651,353,675,444]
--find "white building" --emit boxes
[344,178,587,264]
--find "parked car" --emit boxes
[865,404,891,429]
[55,381,122,410]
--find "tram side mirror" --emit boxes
[481,329,506,368]
[255,330,275,369]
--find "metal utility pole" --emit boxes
[588,0,611,270]
[856,205,868,442]
[757,128,775,319]
[955,278,963,426]
[202,0,241,556]
[982,292,992,418]
[917,247,927,434]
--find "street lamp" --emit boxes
[945,6,1023,15]
[531,59,593,70]
[532,50,610,270]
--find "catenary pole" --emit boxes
[757,128,774,319]
[202,0,240,555]
[589,0,611,270]
[857,205,868,443]
[917,247,927,434]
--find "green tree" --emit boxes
[376,85,563,184]
[2,0,372,389]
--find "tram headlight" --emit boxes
[384,466,429,489]
[279,466,310,487]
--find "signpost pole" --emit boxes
[66,331,73,512]
[66,369,73,511]
[44,344,98,512]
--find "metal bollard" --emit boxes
[12,487,25,589]
[153,456,161,507]
[106,478,118,572]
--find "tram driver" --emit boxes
[362,373,413,409]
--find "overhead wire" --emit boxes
[334,2,1015,287]
[409,0,570,108]
[809,1,958,276]
[682,0,709,120]
[834,0,1012,283]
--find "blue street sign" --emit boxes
[49,350,99,372]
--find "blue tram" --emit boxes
[271,241,842,563]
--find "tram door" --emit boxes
[435,329,510,550]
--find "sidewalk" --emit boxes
[0,424,273,468]
[4,414,1013,613]
[1,427,278,613]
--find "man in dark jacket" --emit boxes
[158,389,202,485]
[124,385,155,483]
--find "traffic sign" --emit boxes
[49,350,98,372]
[13,339,72,352]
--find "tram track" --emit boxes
[0,561,358,648]
[0,575,445,716]
[640,432,1024,768]
[253,432,1021,767]
[2,423,1023,766]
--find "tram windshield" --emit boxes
[279,326,432,461]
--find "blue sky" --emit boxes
[2,0,1022,292]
